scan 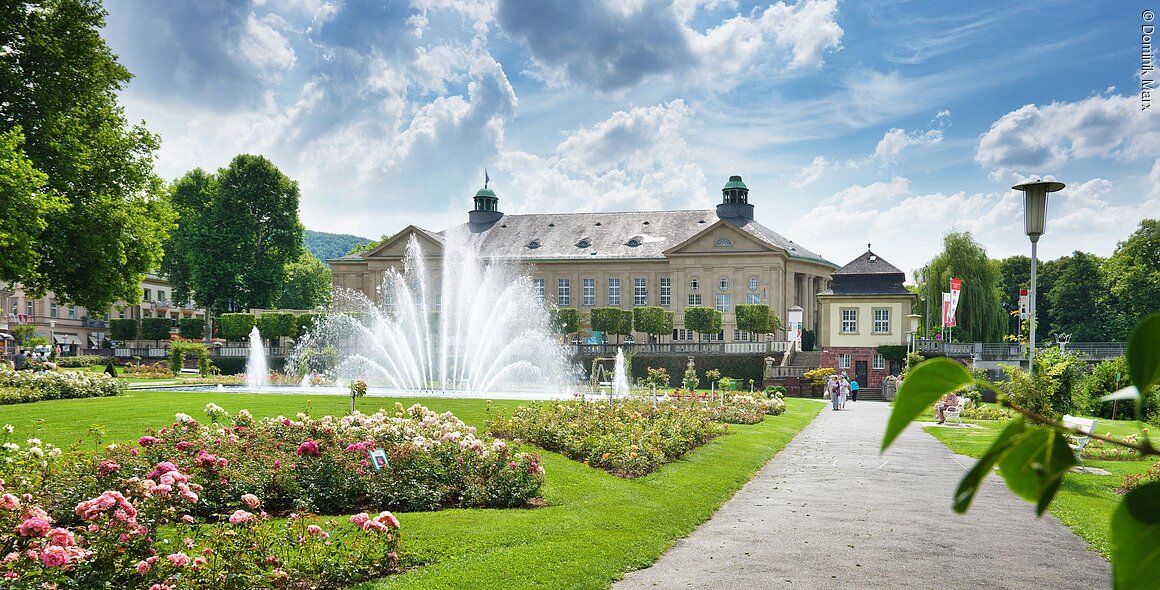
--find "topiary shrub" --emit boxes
[256,312,297,343]
[178,318,205,339]
[140,317,172,342]
[296,312,323,338]
[217,313,256,340]
[109,318,139,342]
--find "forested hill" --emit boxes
[304,230,372,261]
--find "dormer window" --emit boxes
[869,255,877,261]
[527,240,541,249]
[576,238,592,249]
[626,236,643,247]
[548,222,555,227]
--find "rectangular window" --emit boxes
[715,294,732,313]
[874,354,886,370]
[25,301,32,316]
[732,330,753,342]
[582,278,595,306]
[746,293,761,304]
[143,288,151,301]
[158,291,166,303]
[659,278,671,306]
[384,291,396,314]
[672,328,694,341]
[50,301,57,318]
[839,354,851,369]
[558,278,570,306]
[705,331,724,342]
[634,278,647,306]
[688,293,701,306]
[841,309,858,333]
[68,306,76,320]
[533,279,545,301]
[608,278,620,305]
[873,308,890,333]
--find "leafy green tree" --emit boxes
[684,306,722,342]
[1,1,173,311]
[346,233,391,255]
[109,319,138,342]
[10,324,35,345]
[275,251,332,310]
[619,310,635,341]
[161,168,214,306]
[633,306,667,342]
[1033,256,1067,343]
[1103,219,1160,339]
[256,312,296,343]
[139,317,171,344]
[996,255,1030,337]
[163,155,304,314]
[295,312,324,338]
[736,304,780,340]
[0,128,58,286]
[178,318,204,340]
[590,307,622,343]
[1046,251,1109,341]
[549,308,580,336]
[919,232,1004,342]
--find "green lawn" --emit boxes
[2,391,824,589]
[925,416,1156,557]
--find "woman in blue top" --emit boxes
[849,379,859,402]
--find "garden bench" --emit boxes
[1062,415,1097,472]
[941,397,970,426]
[178,368,200,376]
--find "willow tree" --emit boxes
[919,232,1005,342]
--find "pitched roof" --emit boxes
[452,210,832,264]
[831,249,905,276]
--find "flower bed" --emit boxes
[1117,460,1160,494]
[0,369,124,405]
[1087,428,1151,461]
[488,397,774,478]
[0,470,401,588]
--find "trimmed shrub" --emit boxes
[256,312,297,342]
[296,312,323,338]
[633,306,666,339]
[801,329,815,351]
[684,306,722,340]
[139,317,171,342]
[876,345,908,361]
[178,317,205,339]
[736,304,773,336]
[551,308,580,335]
[109,318,139,342]
[212,357,248,375]
[217,313,256,340]
[590,307,623,341]
[54,355,107,368]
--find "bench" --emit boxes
[1062,415,1097,472]
[178,368,200,376]
[936,397,970,426]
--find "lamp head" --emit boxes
[1013,179,1065,238]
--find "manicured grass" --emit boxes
[925,417,1157,558]
[1,390,823,589]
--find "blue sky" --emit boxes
[101,0,1158,277]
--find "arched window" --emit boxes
[690,277,699,292]
[719,277,729,291]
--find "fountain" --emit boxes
[288,230,579,397]
[300,373,312,388]
[611,348,630,397]
[245,326,269,389]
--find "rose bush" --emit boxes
[0,369,124,405]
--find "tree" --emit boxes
[275,251,332,310]
[633,306,667,342]
[139,318,171,344]
[919,232,1005,342]
[178,318,204,340]
[736,304,780,340]
[0,1,173,311]
[590,307,622,343]
[684,306,722,342]
[0,128,57,286]
[996,255,1030,337]
[619,310,635,341]
[256,312,297,344]
[1046,251,1109,341]
[10,324,35,345]
[109,319,138,342]
[1103,219,1160,339]
[217,313,256,341]
[549,308,580,337]
[346,233,391,255]
[162,155,304,314]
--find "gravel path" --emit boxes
[613,400,1111,589]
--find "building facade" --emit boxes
[817,249,916,388]
[330,176,836,343]
[0,273,206,356]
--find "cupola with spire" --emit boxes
[716,175,754,220]
[469,169,503,225]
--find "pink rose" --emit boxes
[136,559,152,574]
[228,510,253,524]
[240,494,260,509]
[166,552,190,567]
[306,524,328,537]
[0,494,20,510]
[350,513,369,527]
[138,435,160,447]
[16,517,53,537]
[45,527,74,547]
[374,511,400,529]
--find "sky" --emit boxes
[100,0,1159,278]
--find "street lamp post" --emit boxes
[49,319,56,357]
[1013,179,1065,373]
[907,313,922,356]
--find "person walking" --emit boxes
[828,375,840,411]
[13,349,26,370]
[849,378,859,402]
[839,376,851,410]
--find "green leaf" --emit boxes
[881,358,973,452]
[1100,386,1143,418]
[1111,481,1160,589]
[1128,313,1160,394]
[953,418,1025,513]
[995,427,1078,514]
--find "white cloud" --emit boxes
[976,93,1160,177]
[792,155,829,188]
[873,127,942,162]
[238,13,297,74]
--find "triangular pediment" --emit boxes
[364,225,444,260]
[663,219,777,256]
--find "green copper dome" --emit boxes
[475,187,497,198]
[723,175,747,190]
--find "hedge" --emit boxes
[0,369,125,404]
[109,318,139,341]
[140,317,172,341]
[256,312,297,340]
[296,312,323,338]
[218,313,256,340]
[580,354,766,388]
[211,356,288,376]
[53,355,107,368]
[179,318,205,339]
[876,345,908,361]
[551,308,580,335]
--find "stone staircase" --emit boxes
[789,350,822,369]
[854,387,884,402]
